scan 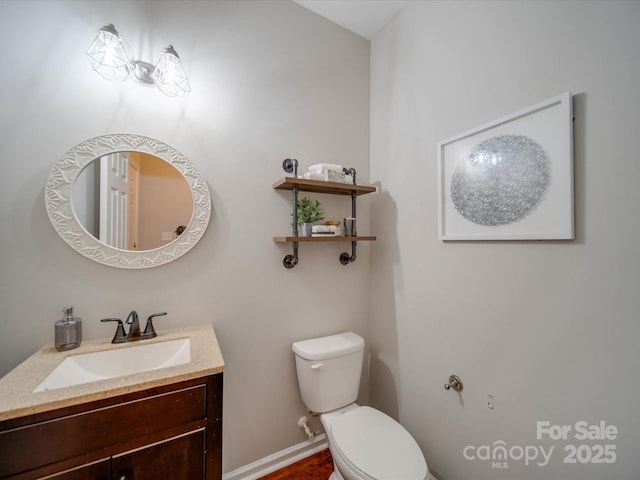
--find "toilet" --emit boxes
[292,332,429,480]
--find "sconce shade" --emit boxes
[86,24,133,82]
[152,45,192,97]
[86,25,191,97]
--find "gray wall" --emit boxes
[369,1,640,479]
[0,0,370,473]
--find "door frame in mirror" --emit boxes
[45,134,211,268]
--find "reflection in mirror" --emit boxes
[73,152,193,251]
[46,134,210,269]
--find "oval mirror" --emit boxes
[45,134,211,268]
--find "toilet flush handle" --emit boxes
[311,363,324,370]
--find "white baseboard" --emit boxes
[222,434,328,480]
[222,433,438,480]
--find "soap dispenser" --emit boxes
[55,306,82,351]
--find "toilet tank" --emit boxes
[292,332,365,414]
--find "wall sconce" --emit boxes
[86,24,191,97]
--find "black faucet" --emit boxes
[100,317,128,343]
[142,312,167,339]
[126,311,141,341]
[101,311,167,343]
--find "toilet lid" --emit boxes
[329,406,427,480]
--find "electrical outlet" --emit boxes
[486,393,495,410]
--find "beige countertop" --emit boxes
[0,324,224,422]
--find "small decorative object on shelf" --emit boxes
[343,217,356,237]
[274,159,377,269]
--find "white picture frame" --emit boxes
[437,92,574,240]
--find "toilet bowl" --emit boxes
[292,332,428,480]
[322,404,428,480]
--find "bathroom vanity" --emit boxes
[0,325,224,480]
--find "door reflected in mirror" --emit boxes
[73,152,193,251]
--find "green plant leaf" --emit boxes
[291,196,325,224]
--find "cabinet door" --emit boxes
[111,429,205,480]
[0,385,206,479]
[37,459,110,480]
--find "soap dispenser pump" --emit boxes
[55,306,82,351]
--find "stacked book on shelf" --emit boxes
[312,224,342,237]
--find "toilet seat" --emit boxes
[328,406,427,480]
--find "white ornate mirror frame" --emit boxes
[45,134,211,268]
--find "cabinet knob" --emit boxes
[120,476,127,480]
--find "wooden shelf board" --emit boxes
[272,177,376,196]
[273,236,376,243]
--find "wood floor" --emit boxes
[258,449,334,480]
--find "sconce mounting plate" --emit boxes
[132,61,156,86]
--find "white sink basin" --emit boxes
[33,338,191,393]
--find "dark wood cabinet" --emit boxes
[112,429,205,480]
[0,374,222,480]
[37,460,110,480]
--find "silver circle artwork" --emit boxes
[450,135,551,226]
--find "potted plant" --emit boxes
[293,197,325,236]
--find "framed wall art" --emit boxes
[437,92,574,240]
